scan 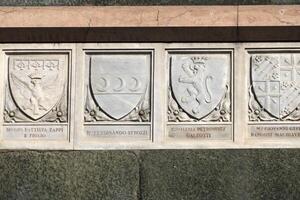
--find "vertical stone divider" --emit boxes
[71,43,86,149]
[153,44,166,145]
[234,43,247,145]
[0,44,4,147]
[73,43,84,149]
[69,43,77,150]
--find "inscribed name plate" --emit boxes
[168,125,232,140]
[248,52,300,139]
[168,52,232,141]
[84,52,152,141]
[3,53,69,140]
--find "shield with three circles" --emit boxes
[8,55,66,120]
[251,54,300,119]
[90,54,150,120]
[170,54,229,119]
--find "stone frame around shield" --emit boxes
[82,49,154,143]
[246,46,300,143]
[166,49,234,142]
[0,44,75,150]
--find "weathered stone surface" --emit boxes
[0,151,139,200]
[2,6,300,28]
[3,53,70,143]
[170,54,230,120]
[0,6,298,42]
[0,6,237,28]
[140,149,300,200]
[0,0,299,6]
[239,5,300,26]
[87,53,151,121]
[0,150,299,199]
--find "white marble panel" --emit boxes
[244,43,300,147]
[0,43,299,150]
[0,44,75,149]
[166,49,234,144]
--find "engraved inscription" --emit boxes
[249,125,300,139]
[249,54,300,121]
[84,125,150,140]
[4,55,68,123]
[169,54,231,122]
[168,125,232,140]
[85,54,151,122]
[3,125,68,140]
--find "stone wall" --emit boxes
[0,1,299,200]
[0,150,299,200]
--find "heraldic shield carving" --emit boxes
[249,54,300,121]
[169,54,231,121]
[4,54,68,122]
[86,54,150,121]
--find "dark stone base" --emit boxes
[0,150,299,200]
[0,151,139,200]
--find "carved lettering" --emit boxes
[168,125,232,140]
[3,125,68,140]
[250,125,300,138]
[84,125,151,140]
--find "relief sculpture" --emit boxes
[169,54,231,122]
[4,57,68,123]
[85,54,151,122]
[249,54,300,121]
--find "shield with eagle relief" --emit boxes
[8,57,66,120]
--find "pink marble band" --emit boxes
[0,6,298,27]
[0,6,298,42]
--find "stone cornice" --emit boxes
[0,6,298,42]
[238,5,300,26]
[0,6,298,27]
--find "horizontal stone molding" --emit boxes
[0,6,298,42]
[0,6,237,27]
[238,5,300,26]
[0,6,299,27]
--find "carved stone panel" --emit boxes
[3,53,70,141]
[167,51,232,141]
[84,52,152,141]
[249,53,300,121]
[248,52,300,140]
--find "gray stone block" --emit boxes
[0,150,299,200]
[0,151,139,200]
[140,149,300,200]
